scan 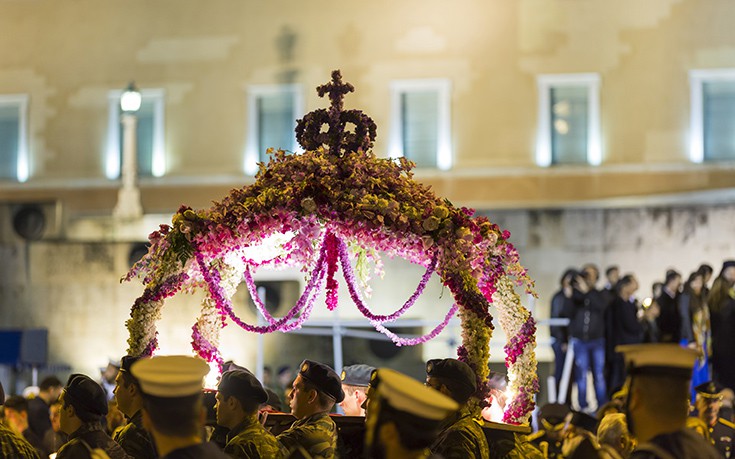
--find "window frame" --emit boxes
[0,94,30,182]
[689,68,735,163]
[389,79,452,171]
[105,88,166,179]
[244,84,303,176]
[536,73,601,167]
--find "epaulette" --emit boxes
[719,418,735,430]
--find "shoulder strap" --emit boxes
[635,442,677,459]
[720,417,735,430]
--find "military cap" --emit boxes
[722,260,735,271]
[426,358,477,395]
[376,368,458,421]
[299,359,345,403]
[340,364,376,387]
[131,355,210,397]
[263,388,283,412]
[616,343,697,379]
[695,381,725,400]
[539,403,570,425]
[64,374,108,417]
[218,369,268,404]
[569,411,598,433]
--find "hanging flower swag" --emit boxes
[123,70,538,424]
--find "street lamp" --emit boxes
[113,82,144,221]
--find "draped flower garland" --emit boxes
[123,70,537,423]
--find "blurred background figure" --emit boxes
[3,395,49,457]
[708,261,735,393]
[28,375,63,445]
[43,402,68,456]
[100,359,121,401]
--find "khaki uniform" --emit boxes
[0,422,41,459]
[113,410,157,459]
[276,412,338,459]
[224,417,279,459]
[430,407,489,459]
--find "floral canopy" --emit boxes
[124,70,538,424]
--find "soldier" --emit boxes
[112,355,157,459]
[215,368,280,458]
[277,359,344,458]
[424,358,489,459]
[131,355,230,458]
[0,381,41,459]
[56,373,130,459]
[528,403,570,458]
[617,343,720,458]
[339,364,375,416]
[365,368,459,459]
[693,381,735,457]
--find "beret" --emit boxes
[119,355,144,384]
[539,402,571,425]
[340,364,376,387]
[425,358,477,394]
[299,360,345,403]
[695,381,724,399]
[131,355,210,397]
[65,374,108,417]
[569,411,599,433]
[218,369,268,404]
[264,388,283,412]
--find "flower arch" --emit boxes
[124,70,538,424]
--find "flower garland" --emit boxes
[493,275,539,424]
[124,70,537,423]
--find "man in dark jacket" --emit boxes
[568,264,608,412]
[655,270,682,343]
[28,375,63,442]
[606,274,644,394]
[56,373,130,459]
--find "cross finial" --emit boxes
[317,70,354,113]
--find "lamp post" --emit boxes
[113,82,144,221]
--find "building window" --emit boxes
[244,84,302,175]
[106,89,165,179]
[536,74,601,167]
[689,69,735,163]
[0,95,29,182]
[389,80,452,170]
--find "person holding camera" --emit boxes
[568,264,608,413]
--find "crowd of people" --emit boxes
[550,260,735,411]
[0,354,502,459]
[0,345,731,458]
[0,261,733,458]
